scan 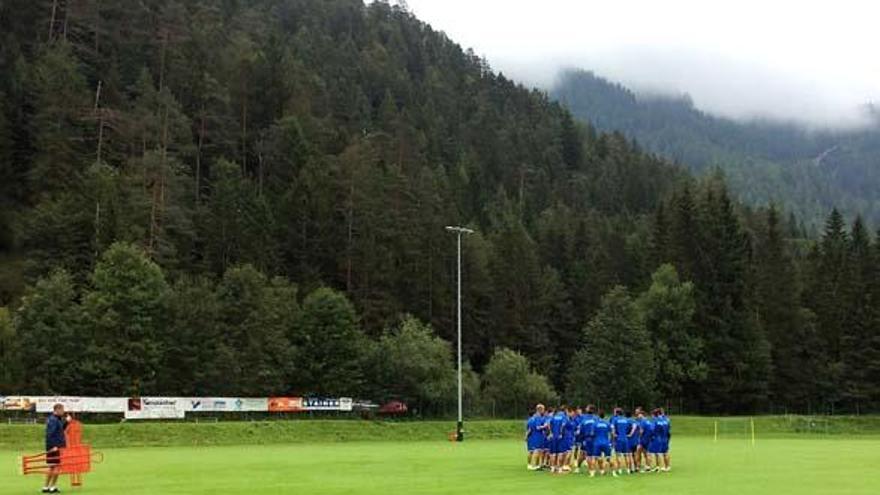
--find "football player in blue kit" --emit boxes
[649,408,671,472]
[560,407,578,472]
[635,407,654,472]
[591,410,613,477]
[575,404,597,474]
[611,407,630,475]
[548,406,569,473]
[626,410,639,473]
[525,404,546,470]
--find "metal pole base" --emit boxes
[456,420,464,442]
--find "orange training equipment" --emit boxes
[20,420,103,487]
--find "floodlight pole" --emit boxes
[446,225,473,442]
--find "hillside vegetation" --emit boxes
[0,1,879,415]
[553,69,880,229]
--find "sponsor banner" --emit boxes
[267,397,304,412]
[124,397,184,420]
[2,396,36,411]
[179,397,230,412]
[302,397,354,411]
[232,398,269,412]
[35,397,127,413]
[178,397,269,412]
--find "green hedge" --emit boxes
[2,416,880,450]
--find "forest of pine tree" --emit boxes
[552,69,880,230]
[1,0,879,415]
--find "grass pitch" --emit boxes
[2,436,879,495]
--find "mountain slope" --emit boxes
[552,69,880,228]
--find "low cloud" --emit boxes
[403,0,880,129]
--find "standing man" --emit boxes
[635,407,654,472]
[571,406,584,466]
[625,410,639,473]
[576,404,597,474]
[560,407,578,471]
[591,410,613,477]
[43,403,68,493]
[611,407,630,475]
[540,406,553,469]
[548,405,568,473]
[653,408,671,472]
[525,404,546,470]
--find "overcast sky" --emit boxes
[401,0,880,128]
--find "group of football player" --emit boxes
[525,404,671,476]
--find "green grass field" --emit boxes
[2,435,879,494]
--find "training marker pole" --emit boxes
[750,418,756,446]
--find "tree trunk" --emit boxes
[158,30,168,93]
[48,0,58,42]
[94,0,100,52]
[346,177,354,293]
[95,80,104,163]
[149,103,170,257]
[240,80,248,174]
[196,110,205,203]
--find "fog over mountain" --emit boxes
[402,0,880,129]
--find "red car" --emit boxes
[377,400,408,415]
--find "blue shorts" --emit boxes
[593,443,612,458]
[527,436,543,452]
[563,437,575,452]
[550,437,567,455]
[628,438,639,453]
[582,440,594,456]
[648,438,668,454]
[639,436,651,449]
[614,439,629,454]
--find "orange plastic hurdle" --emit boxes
[20,420,103,488]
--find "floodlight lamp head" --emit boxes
[445,226,475,234]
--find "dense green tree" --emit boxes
[637,264,705,402]
[27,43,90,196]
[693,181,770,412]
[214,264,296,395]
[841,217,875,411]
[15,270,82,394]
[157,276,222,395]
[754,206,820,410]
[482,347,558,415]
[566,286,655,407]
[803,208,850,407]
[81,243,169,395]
[0,307,20,390]
[293,287,368,396]
[369,315,456,414]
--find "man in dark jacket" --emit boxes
[43,403,68,493]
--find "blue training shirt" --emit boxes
[627,417,639,439]
[526,414,543,441]
[45,415,66,451]
[639,417,655,442]
[654,415,670,440]
[549,411,567,437]
[593,418,612,445]
[612,414,630,440]
[578,414,596,441]
[564,415,577,440]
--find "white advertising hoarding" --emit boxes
[124,397,184,420]
[35,396,127,413]
[177,397,268,412]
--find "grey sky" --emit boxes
[401,0,880,128]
